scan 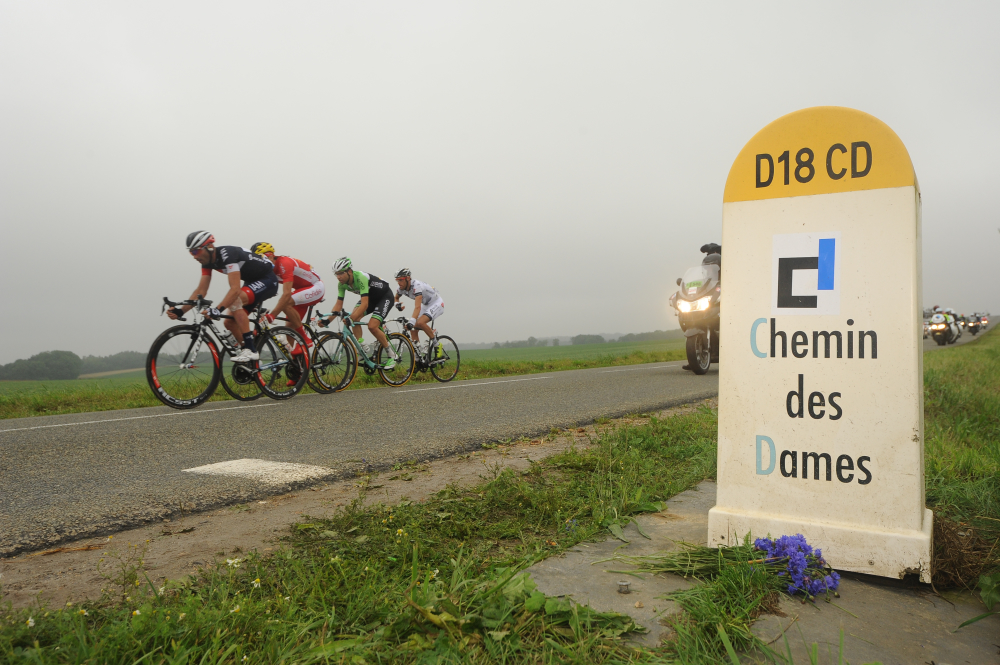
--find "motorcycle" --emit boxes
[669,244,721,374]
[968,316,981,335]
[928,312,959,346]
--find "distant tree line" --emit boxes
[481,329,686,350]
[0,351,83,380]
[491,337,558,349]
[0,350,146,381]
[571,334,605,345]
[615,329,685,343]
[80,351,146,374]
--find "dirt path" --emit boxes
[0,399,716,610]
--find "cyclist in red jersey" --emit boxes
[250,242,325,355]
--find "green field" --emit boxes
[0,340,688,420]
[461,338,685,362]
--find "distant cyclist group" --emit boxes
[145,230,457,409]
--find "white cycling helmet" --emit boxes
[394,267,411,278]
[186,230,214,250]
[333,256,352,273]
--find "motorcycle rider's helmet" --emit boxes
[700,243,722,255]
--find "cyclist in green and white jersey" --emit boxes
[393,268,444,357]
[320,257,399,369]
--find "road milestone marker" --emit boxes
[707,106,931,582]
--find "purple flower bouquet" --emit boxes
[753,534,840,600]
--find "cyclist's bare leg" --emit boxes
[280,303,303,329]
[350,305,365,342]
[224,292,252,339]
[415,315,435,343]
[368,317,389,349]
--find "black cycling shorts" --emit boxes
[365,291,395,322]
[240,273,279,311]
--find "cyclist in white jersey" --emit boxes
[393,268,444,355]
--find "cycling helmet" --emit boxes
[186,230,215,250]
[394,267,412,278]
[333,256,352,273]
[251,242,275,255]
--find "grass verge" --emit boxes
[924,327,1000,586]
[0,408,717,663]
[0,343,686,420]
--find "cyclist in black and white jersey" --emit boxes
[393,268,444,357]
[167,231,279,363]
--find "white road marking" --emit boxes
[396,376,551,393]
[0,403,277,434]
[183,458,333,484]
[600,362,684,373]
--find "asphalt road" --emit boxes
[0,361,717,556]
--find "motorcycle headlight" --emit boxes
[677,300,692,313]
[693,296,712,311]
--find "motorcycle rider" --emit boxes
[680,243,721,371]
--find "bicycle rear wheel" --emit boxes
[257,327,309,399]
[146,325,221,409]
[376,332,415,386]
[219,356,264,401]
[429,335,461,382]
[310,332,358,393]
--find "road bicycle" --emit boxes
[271,303,358,395]
[146,296,309,409]
[322,310,415,387]
[387,317,461,382]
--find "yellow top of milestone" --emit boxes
[723,106,917,203]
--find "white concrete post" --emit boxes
[708,106,931,582]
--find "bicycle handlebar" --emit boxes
[162,295,215,322]
[163,295,214,309]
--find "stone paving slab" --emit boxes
[528,482,716,646]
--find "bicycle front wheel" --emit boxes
[146,325,221,409]
[376,332,415,386]
[311,332,358,393]
[429,335,461,382]
[257,327,309,399]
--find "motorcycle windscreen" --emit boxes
[681,265,718,297]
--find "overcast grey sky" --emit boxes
[1,1,997,363]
